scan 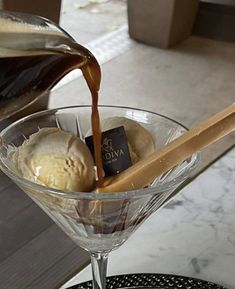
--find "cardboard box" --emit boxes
[128,0,199,48]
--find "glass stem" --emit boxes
[91,252,109,289]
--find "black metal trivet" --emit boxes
[68,273,227,289]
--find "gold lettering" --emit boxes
[119,149,124,156]
[105,152,111,160]
[103,148,125,161]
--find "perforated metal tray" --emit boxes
[68,273,227,289]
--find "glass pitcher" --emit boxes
[0,10,101,121]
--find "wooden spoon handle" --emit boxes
[98,103,235,193]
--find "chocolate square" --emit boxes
[85,126,132,177]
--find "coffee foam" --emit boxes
[0,48,58,57]
[0,17,68,57]
[0,17,59,34]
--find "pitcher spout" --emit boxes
[0,10,100,120]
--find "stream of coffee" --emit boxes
[81,54,104,187]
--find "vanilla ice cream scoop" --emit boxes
[101,117,155,164]
[13,127,96,192]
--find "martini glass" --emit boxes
[0,105,199,289]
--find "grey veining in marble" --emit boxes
[62,147,235,289]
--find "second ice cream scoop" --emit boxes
[101,117,156,164]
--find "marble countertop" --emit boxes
[62,146,235,289]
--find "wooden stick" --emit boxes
[97,103,235,193]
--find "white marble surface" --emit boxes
[62,146,235,289]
